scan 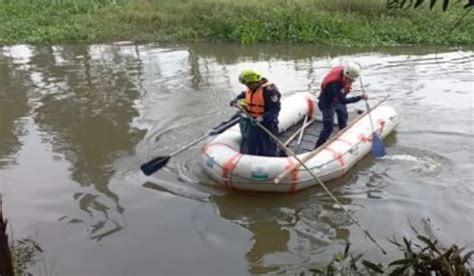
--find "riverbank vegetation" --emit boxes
[11,237,43,276]
[0,0,472,46]
[1,196,43,276]
[309,236,473,275]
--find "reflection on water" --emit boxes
[0,44,147,241]
[212,187,353,274]
[0,42,473,274]
[0,47,31,168]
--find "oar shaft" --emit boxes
[296,114,308,145]
[169,116,239,157]
[168,134,210,157]
[283,118,313,146]
[365,100,376,132]
[360,77,376,133]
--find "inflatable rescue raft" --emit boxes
[200,92,398,192]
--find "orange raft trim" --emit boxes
[286,157,300,193]
[321,147,346,177]
[221,153,242,189]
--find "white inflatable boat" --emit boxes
[200,92,399,192]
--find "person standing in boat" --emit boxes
[230,69,281,156]
[315,62,368,149]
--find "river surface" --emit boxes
[0,43,473,275]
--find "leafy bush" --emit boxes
[308,236,473,275]
[388,235,474,276]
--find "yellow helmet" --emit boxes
[239,69,263,85]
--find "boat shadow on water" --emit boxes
[211,186,354,274]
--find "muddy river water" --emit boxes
[0,43,472,275]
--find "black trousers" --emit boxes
[315,103,348,148]
[245,120,279,157]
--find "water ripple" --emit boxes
[382,146,451,177]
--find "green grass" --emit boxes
[0,0,472,46]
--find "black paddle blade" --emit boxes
[140,156,171,176]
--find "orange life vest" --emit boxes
[320,66,352,95]
[245,82,273,118]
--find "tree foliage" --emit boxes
[387,0,474,11]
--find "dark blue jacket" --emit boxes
[318,82,361,109]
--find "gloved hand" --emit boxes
[237,99,248,108]
[229,99,238,107]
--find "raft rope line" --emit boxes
[236,102,388,255]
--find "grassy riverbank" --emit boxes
[0,0,472,46]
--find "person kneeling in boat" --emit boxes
[315,62,368,149]
[230,69,281,157]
